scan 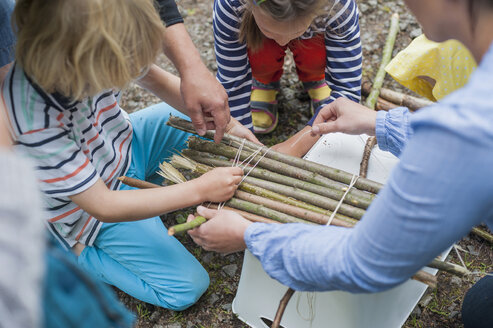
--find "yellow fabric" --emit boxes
[307,84,332,102]
[385,35,477,101]
[251,111,273,128]
[251,88,278,103]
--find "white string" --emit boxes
[218,139,246,211]
[239,147,271,184]
[453,244,468,269]
[296,292,316,323]
[326,174,359,226]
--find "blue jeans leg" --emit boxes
[461,273,493,328]
[0,0,16,67]
[78,103,209,310]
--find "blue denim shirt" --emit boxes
[0,0,15,67]
[244,42,493,292]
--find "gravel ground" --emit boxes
[118,1,493,327]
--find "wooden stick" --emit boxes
[235,190,353,227]
[412,270,437,289]
[272,288,295,328]
[168,216,206,236]
[117,176,160,189]
[362,80,434,111]
[365,13,400,110]
[375,96,399,111]
[471,226,493,244]
[167,116,383,194]
[427,259,471,277]
[359,137,378,178]
[209,204,280,225]
[183,149,374,209]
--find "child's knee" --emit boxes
[165,264,210,311]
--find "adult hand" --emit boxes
[226,117,262,145]
[310,98,377,137]
[188,206,252,253]
[162,23,231,143]
[196,167,243,203]
[181,66,231,143]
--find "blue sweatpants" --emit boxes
[77,103,209,311]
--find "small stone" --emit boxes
[467,245,479,256]
[450,276,463,287]
[449,310,460,319]
[222,264,238,277]
[226,254,236,263]
[202,252,214,265]
[221,303,232,311]
[150,311,161,322]
[411,306,422,317]
[419,295,433,308]
[410,28,422,39]
[208,293,220,305]
[186,322,195,328]
[358,3,370,14]
[368,0,378,8]
[153,325,164,328]
[165,323,181,328]
[447,304,457,312]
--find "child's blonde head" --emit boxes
[239,0,327,51]
[14,0,164,100]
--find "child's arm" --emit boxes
[69,166,243,223]
[271,126,319,157]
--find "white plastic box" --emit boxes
[233,133,449,328]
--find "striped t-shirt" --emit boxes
[213,0,363,128]
[1,64,132,248]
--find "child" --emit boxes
[214,0,362,155]
[2,0,254,311]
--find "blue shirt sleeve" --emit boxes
[375,107,413,157]
[244,101,493,292]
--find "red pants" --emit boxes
[247,34,326,85]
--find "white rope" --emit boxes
[296,292,316,323]
[239,147,271,184]
[326,174,359,226]
[453,244,468,269]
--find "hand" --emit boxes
[181,65,230,143]
[311,98,377,137]
[226,117,262,145]
[271,126,319,157]
[196,167,243,203]
[188,206,252,253]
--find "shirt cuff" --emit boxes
[244,222,270,254]
[375,110,389,151]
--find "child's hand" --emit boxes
[197,167,243,202]
[226,117,262,145]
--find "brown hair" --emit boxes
[14,0,164,101]
[238,0,327,52]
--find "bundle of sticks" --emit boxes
[118,116,482,288]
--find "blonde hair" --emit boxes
[14,0,165,101]
[239,0,327,52]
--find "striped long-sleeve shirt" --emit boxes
[1,64,132,248]
[213,0,362,129]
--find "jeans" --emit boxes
[0,0,15,67]
[462,273,493,328]
[78,103,209,310]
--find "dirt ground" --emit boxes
[118,0,493,327]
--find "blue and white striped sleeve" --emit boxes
[306,0,362,126]
[213,0,253,129]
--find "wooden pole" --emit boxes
[168,216,206,235]
[362,80,434,111]
[272,288,295,328]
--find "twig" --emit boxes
[362,80,434,111]
[168,216,206,235]
[359,137,378,178]
[272,288,295,328]
[117,176,160,189]
[471,226,493,244]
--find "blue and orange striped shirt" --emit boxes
[2,64,132,247]
[213,0,363,128]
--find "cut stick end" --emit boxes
[168,228,176,236]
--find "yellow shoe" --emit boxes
[250,80,279,134]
